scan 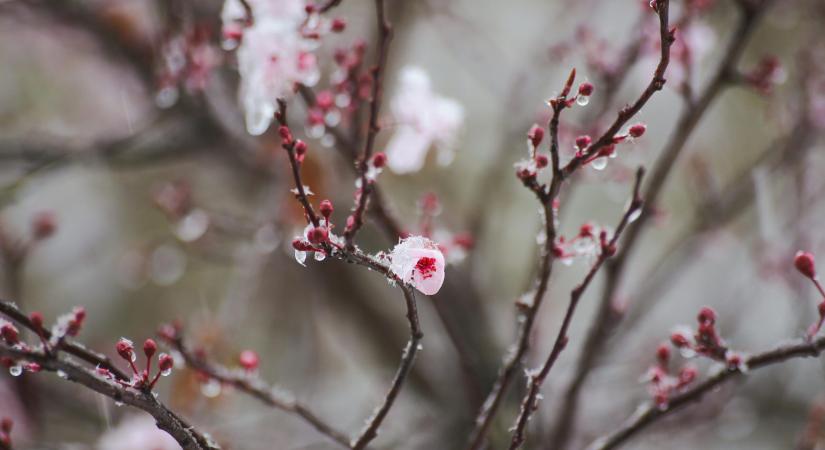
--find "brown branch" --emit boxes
[561,0,674,178]
[546,3,772,448]
[587,334,825,450]
[343,0,393,247]
[507,168,645,450]
[163,334,351,448]
[0,301,217,450]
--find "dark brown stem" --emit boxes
[344,0,393,247]
[587,334,825,450]
[507,168,645,450]
[164,334,351,448]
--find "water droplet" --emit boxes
[130,352,137,362]
[324,110,341,127]
[628,209,642,223]
[591,157,608,171]
[576,95,590,106]
[9,365,22,377]
[314,251,326,262]
[321,133,336,148]
[221,38,239,51]
[161,368,172,377]
[115,401,124,407]
[175,209,209,242]
[254,225,280,253]
[306,123,325,139]
[155,86,179,109]
[57,370,68,379]
[561,256,574,266]
[201,378,222,398]
[294,249,307,266]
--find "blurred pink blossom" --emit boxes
[222,0,321,135]
[385,67,464,174]
[97,414,182,450]
[389,236,445,295]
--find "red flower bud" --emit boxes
[158,353,174,373]
[32,211,57,240]
[670,331,690,348]
[577,82,594,97]
[143,339,157,359]
[331,18,346,32]
[0,323,19,345]
[697,306,716,325]
[372,152,387,168]
[116,338,135,362]
[535,154,549,169]
[528,125,544,148]
[575,135,592,149]
[795,251,817,279]
[1,417,13,433]
[628,123,647,138]
[319,199,334,219]
[278,126,293,144]
[30,312,44,330]
[294,140,308,158]
[239,350,260,371]
[656,343,670,363]
[307,226,329,244]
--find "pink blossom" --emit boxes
[385,67,464,174]
[222,0,320,135]
[96,414,181,450]
[389,236,446,295]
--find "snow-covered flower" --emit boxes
[385,67,464,174]
[222,0,320,135]
[96,414,181,450]
[389,236,446,295]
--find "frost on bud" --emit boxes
[577,81,594,97]
[143,339,157,359]
[307,226,329,244]
[697,306,716,325]
[528,124,544,148]
[628,123,647,138]
[795,251,817,279]
[239,350,260,371]
[158,353,174,373]
[535,154,549,169]
[331,18,346,32]
[372,152,387,168]
[389,236,446,295]
[116,338,135,362]
[32,211,57,240]
[0,322,19,346]
[319,199,334,219]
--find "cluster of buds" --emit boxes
[643,342,698,408]
[0,417,12,449]
[114,338,174,391]
[1,307,86,377]
[552,222,616,265]
[793,251,825,338]
[49,307,86,346]
[292,198,347,266]
[743,55,785,95]
[156,23,221,108]
[306,40,370,141]
[515,125,550,182]
[576,123,646,171]
[645,306,748,407]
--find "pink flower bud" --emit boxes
[577,82,594,97]
[697,306,716,325]
[239,350,260,371]
[0,323,19,345]
[678,365,697,387]
[575,135,592,149]
[372,152,387,168]
[670,331,690,348]
[331,18,347,32]
[307,226,329,244]
[116,338,135,362]
[535,154,549,169]
[795,251,817,279]
[143,339,157,359]
[30,312,44,330]
[656,343,670,364]
[158,353,174,373]
[319,200,334,219]
[294,140,308,158]
[278,126,293,144]
[292,238,314,251]
[628,123,647,138]
[528,125,544,148]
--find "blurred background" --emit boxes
[1,0,825,449]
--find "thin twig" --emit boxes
[586,334,825,450]
[507,168,645,450]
